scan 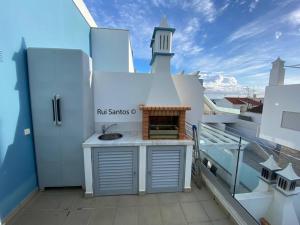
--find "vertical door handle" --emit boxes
[52,97,57,125]
[55,95,62,125]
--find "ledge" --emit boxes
[82,131,193,148]
[149,52,174,65]
[139,105,191,111]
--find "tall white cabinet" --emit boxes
[27,48,94,189]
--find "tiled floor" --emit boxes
[8,185,235,225]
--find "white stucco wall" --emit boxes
[172,75,204,125]
[91,28,133,72]
[93,72,204,131]
[93,71,151,131]
[260,84,300,151]
[146,72,181,106]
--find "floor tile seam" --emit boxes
[191,200,212,222]
[200,200,228,221]
[178,200,189,225]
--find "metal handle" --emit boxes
[52,98,56,124]
[55,95,61,125]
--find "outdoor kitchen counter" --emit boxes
[82,131,194,148]
[82,131,194,196]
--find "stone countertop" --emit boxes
[82,131,194,148]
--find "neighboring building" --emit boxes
[260,58,300,152]
[91,28,135,73]
[214,97,262,112]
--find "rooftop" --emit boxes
[6,184,235,225]
[225,97,261,106]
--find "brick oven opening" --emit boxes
[139,105,191,140]
[149,116,179,139]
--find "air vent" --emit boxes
[0,50,3,62]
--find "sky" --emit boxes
[84,0,300,98]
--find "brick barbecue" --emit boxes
[139,105,191,140]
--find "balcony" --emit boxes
[195,123,300,225]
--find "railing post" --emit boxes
[231,137,243,196]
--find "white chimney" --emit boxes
[253,155,281,192]
[269,57,285,86]
[146,17,181,106]
[265,163,300,225]
[150,16,175,74]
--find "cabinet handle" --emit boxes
[52,97,56,125]
[55,95,62,125]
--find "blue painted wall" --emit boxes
[0,0,91,221]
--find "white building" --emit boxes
[260,58,300,151]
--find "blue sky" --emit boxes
[84,0,300,97]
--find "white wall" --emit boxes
[93,72,204,132]
[260,84,300,151]
[146,72,181,106]
[91,28,133,73]
[173,75,204,125]
[93,71,151,132]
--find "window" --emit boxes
[163,35,165,49]
[281,111,300,131]
[278,177,283,188]
[262,168,269,179]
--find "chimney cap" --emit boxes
[276,163,300,181]
[260,155,281,171]
[159,16,169,28]
[272,57,285,64]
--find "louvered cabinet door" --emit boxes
[147,146,185,193]
[93,147,138,196]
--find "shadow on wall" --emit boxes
[0,38,37,221]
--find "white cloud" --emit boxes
[227,5,287,43]
[275,31,282,39]
[203,73,266,97]
[219,1,230,12]
[150,0,217,22]
[287,8,300,25]
[173,18,203,58]
[249,0,259,12]
[90,1,155,59]
[203,74,247,95]
[182,0,217,22]
[285,76,300,84]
